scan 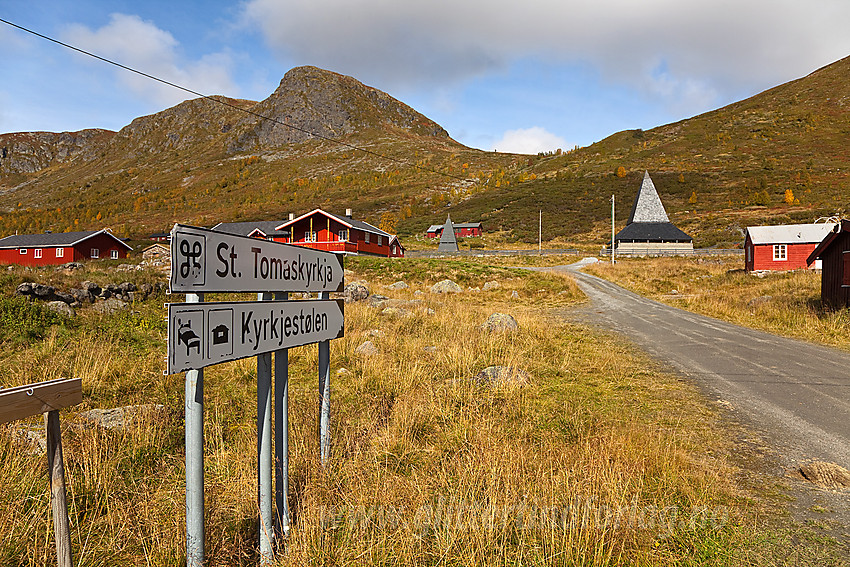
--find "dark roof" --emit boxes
[275,209,392,238]
[615,222,692,242]
[211,221,291,238]
[0,229,132,250]
[807,219,849,265]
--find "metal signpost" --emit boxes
[168,224,344,567]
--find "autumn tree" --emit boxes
[616,166,626,178]
[379,212,398,234]
[784,189,795,204]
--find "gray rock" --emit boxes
[9,424,47,453]
[355,341,379,356]
[482,281,501,291]
[363,329,386,338]
[381,306,411,317]
[423,345,438,354]
[70,288,94,304]
[32,284,55,299]
[53,291,75,305]
[367,294,390,308]
[45,301,75,318]
[472,366,531,388]
[80,404,166,430]
[82,281,101,296]
[56,262,84,272]
[387,281,409,290]
[93,297,129,314]
[15,282,34,296]
[343,282,369,303]
[511,290,520,299]
[430,279,462,294]
[413,290,424,297]
[118,281,137,294]
[480,313,519,333]
[336,367,352,377]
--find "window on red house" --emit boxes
[111,250,119,259]
[34,249,42,258]
[91,248,99,258]
[56,248,64,258]
[773,244,786,261]
[19,248,26,255]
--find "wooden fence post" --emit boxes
[45,409,73,567]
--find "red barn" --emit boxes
[274,209,404,257]
[807,219,850,308]
[0,230,132,266]
[744,223,836,272]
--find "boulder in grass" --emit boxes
[343,282,369,303]
[93,297,129,315]
[430,279,462,294]
[387,281,409,290]
[472,366,531,388]
[355,341,379,356]
[45,301,76,318]
[482,281,501,291]
[480,313,519,333]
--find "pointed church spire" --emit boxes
[437,214,459,252]
[627,171,670,224]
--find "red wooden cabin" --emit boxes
[807,219,850,308]
[744,223,836,272]
[0,230,132,266]
[426,222,482,239]
[275,209,404,257]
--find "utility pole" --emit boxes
[611,195,615,265]
[538,210,542,254]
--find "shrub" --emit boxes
[0,296,67,342]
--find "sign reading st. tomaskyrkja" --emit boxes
[169,224,344,294]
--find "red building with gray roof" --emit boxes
[0,229,132,266]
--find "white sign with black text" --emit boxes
[169,223,344,294]
[167,299,344,374]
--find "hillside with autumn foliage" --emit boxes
[1,57,850,248]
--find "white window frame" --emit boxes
[55,247,64,258]
[90,248,100,259]
[365,232,370,244]
[305,232,316,243]
[111,250,119,260]
[34,248,42,259]
[773,244,787,261]
[338,229,348,241]
[378,235,383,246]
[19,248,26,255]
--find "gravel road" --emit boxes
[552,263,850,474]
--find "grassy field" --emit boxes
[583,256,850,352]
[0,257,845,565]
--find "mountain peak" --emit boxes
[231,66,449,150]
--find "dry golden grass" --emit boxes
[584,257,850,351]
[0,260,831,565]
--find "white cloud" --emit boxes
[242,0,850,113]
[491,127,568,154]
[62,13,237,107]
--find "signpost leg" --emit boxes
[185,292,205,567]
[274,292,290,541]
[46,410,73,567]
[257,293,274,565]
[319,292,331,467]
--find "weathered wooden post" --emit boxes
[0,378,82,567]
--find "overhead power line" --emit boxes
[0,17,474,184]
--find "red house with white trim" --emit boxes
[0,230,132,266]
[215,210,404,257]
[744,223,836,272]
[274,209,404,257]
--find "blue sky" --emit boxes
[2,1,850,153]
